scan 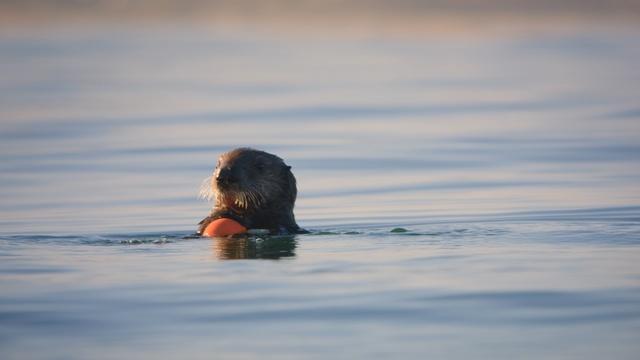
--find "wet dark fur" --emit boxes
[197,148,304,235]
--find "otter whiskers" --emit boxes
[199,176,215,201]
[233,188,264,210]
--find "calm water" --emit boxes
[1,23,640,359]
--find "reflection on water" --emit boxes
[212,235,297,260]
[1,218,640,359]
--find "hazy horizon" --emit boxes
[2,0,640,33]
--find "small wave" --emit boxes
[0,232,192,246]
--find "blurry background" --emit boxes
[1,0,639,234]
[2,3,640,360]
[3,1,640,24]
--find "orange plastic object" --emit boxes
[202,218,247,237]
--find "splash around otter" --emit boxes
[197,148,305,236]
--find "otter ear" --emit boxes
[286,165,292,171]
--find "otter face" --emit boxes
[201,148,295,213]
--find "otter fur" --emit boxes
[198,148,303,235]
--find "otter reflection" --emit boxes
[212,235,297,260]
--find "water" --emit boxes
[1,22,640,359]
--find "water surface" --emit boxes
[1,22,640,359]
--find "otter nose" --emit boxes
[216,167,236,185]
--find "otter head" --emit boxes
[200,148,297,214]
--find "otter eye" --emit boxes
[256,163,265,172]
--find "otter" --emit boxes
[197,148,304,235]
